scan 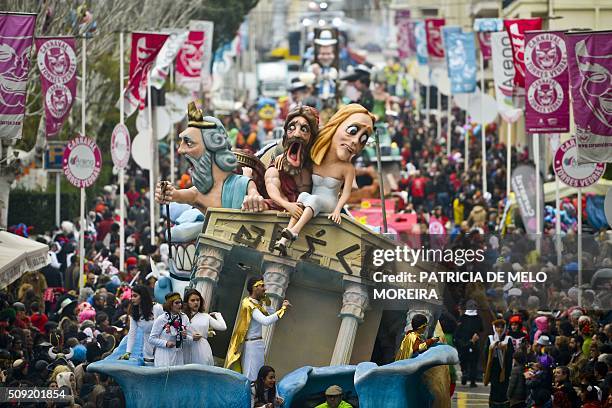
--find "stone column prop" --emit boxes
[262,260,294,358]
[330,281,369,366]
[193,244,226,312]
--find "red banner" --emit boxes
[175,30,204,91]
[123,32,168,117]
[477,32,493,60]
[0,13,36,140]
[524,31,570,133]
[425,18,446,59]
[36,37,77,138]
[504,18,543,87]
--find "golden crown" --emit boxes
[187,101,216,129]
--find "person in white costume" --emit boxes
[118,285,163,364]
[225,277,292,381]
[182,288,227,365]
[149,292,192,367]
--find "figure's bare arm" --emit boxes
[155,182,198,206]
[337,165,355,210]
[242,180,268,212]
[265,167,303,219]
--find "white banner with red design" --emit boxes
[122,32,168,117]
[491,31,523,123]
[36,37,77,138]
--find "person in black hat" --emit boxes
[288,78,309,109]
[455,299,484,387]
[340,64,373,111]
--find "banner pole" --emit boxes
[119,31,125,273]
[55,172,61,227]
[79,37,86,289]
[148,72,155,246]
[534,132,541,253]
[446,92,451,157]
[436,88,441,142]
[170,65,175,185]
[578,187,582,307]
[506,121,511,199]
[425,82,430,126]
[464,105,469,174]
[480,51,487,196]
[555,173,562,266]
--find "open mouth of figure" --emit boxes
[341,143,354,155]
[185,156,196,174]
[287,141,303,167]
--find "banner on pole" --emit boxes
[511,164,544,239]
[414,21,428,66]
[0,12,37,139]
[150,30,188,89]
[565,31,612,163]
[491,31,523,122]
[425,18,445,59]
[504,18,543,88]
[188,20,214,90]
[176,30,204,91]
[123,32,168,117]
[443,29,477,94]
[395,10,412,59]
[36,37,78,137]
[524,31,570,133]
[473,18,503,61]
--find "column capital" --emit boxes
[263,261,294,300]
[193,244,226,285]
[339,281,369,322]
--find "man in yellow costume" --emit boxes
[396,313,440,360]
[224,276,291,381]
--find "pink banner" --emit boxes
[175,30,204,91]
[524,31,570,133]
[36,37,77,138]
[425,18,445,59]
[565,31,612,163]
[504,18,543,87]
[477,32,492,60]
[408,21,417,56]
[123,32,168,117]
[0,13,36,139]
[396,16,412,59]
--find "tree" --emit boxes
[0,0,259,229]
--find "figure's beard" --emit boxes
[186,151,214,194]
[280,136,308,176]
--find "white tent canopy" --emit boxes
[0,231,49,289]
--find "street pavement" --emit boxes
[452,382,490,408]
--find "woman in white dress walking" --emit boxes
[182,288,227,365]
[149,292,192,367]
[119,285,162,364]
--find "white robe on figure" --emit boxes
[242,299,279,381]
[126,303,163,360]
[184,312,227,365]
[148,311,192,367]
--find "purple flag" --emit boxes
[395,10,412,59]
[36,37,78,138]
[0,12,36,139]
[524,31,570,133]
[565,31,612,163]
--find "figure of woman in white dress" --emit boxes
[119,285,163,364]
[182,289,227,365]
[148,292,192,367]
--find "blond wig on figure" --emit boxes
[310,104,376,165]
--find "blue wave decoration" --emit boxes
[89,330,458,408]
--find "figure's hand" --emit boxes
[471,333,479,343]
[282,300,292,309]
[285,203,303,220]
[193,332,202,341]
[242,193,267,212]
[166,341,176,348]
[276,396,285,406]
[328,210,342,224]
[155,181,175,204]
[311,63,321,75]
